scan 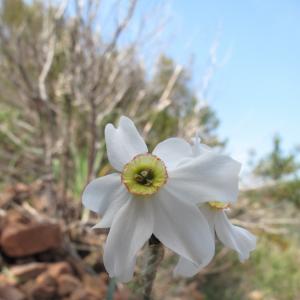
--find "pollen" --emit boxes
[208,201,230,210]
[121,154,168,196]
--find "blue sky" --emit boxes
[161,0,300,165]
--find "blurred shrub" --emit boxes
[201,236,300,300]
[254,135,299,181]
[245,179,300,207]
[250,236,300,300]
[266,179,300,207]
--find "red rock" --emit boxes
[14,183,30,193]
[0,222,62,257]
[36,272,55,285]
[5,211,30,226]
[0,212,6,236]
[0,183,30,208]
[48,261,73,277]
[114,292,129,300]
[83,274,107,299]
[10,262,48,281]
[0,285,25,300]
[57,274,81,296]
[19,280,35,299]
[0,189,15,208]
[114,286,130,300]
[31,273,57,300]
[70,289,99,300]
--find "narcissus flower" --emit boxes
[175,137,256,276]
[82,116,241,282]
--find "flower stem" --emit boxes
[106,277,116,300]
[141,235,164,300]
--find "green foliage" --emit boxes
[201,255,245,300]
[251,179,300,207]
[255,135,299,180]
[250,237,300,300]
[1,0,28,27]
[72,149,89,198]
[152,55,196,115]
[201,236,300,300]
[148,110,178,150]
[265,179,300,207]
[273,179,300,206]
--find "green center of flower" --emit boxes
[208,201,230,210]
[121,154,168,196]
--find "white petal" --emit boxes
[168,152,241,204]
[103,197,154,282]
[93,193,130,228]
[114,258,137,283]
[199,205,217,235]
[153,189,214,271]
[174,205,217,277]
[105,116,148,171]
[152,138,192,170]
[174,257,205,277]
[192,142,212,156]
[82,173,123,215]
[215,211,256,261]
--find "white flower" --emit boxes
[175,137,256,277]
[82,116,241,282]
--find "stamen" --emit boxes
[134,169,154,186]
[208,201,230,210]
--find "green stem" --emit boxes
[141,235,164,300]
[106,277,116,300]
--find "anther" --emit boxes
[134,169,153,186]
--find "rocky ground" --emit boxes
[0,182,130,300]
